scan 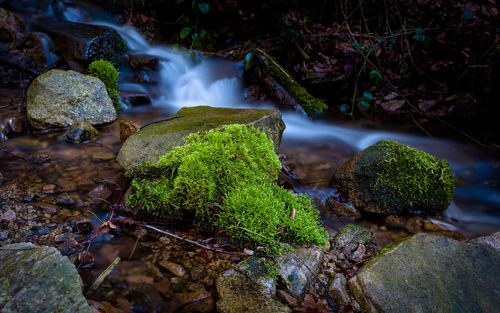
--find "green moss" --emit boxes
[251,52,328,115]
[127,123,327,254]
[88,59,121,110]
[356,140,455,214]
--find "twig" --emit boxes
[137,115,184,131]
[89,257,121,291]
[141,224,255,257]
[0,148,28,161]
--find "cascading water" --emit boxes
[56,1,499,236]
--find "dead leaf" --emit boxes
[417,100,437,112]
[381,99,405,112]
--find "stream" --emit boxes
[0,0,499,311]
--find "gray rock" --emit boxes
[27,70,117,129]
[0,242,91,313]
[331,224,374,249]
[159,260,187,277]
[333,140,454,214]
[117,106,285,171]
[63,121,99,143]
[469,231,500,251]
[329,273,350,308]
[278,246,323,295]
[348,233,500,313]
[216,257,290,313]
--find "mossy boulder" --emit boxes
[27,70,117,129]
[0,242,92,313]
[348,233,500,313]
[117,106,285,171]
[333,140,454,215]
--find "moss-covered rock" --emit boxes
[333,140,454,215]
[88,59,120,109]
[331,224,375,249]
[27,69,117,129]
[348,233,500,313]
[117,106,285,171]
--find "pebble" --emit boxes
[160,260,187,277]
[1,209,16,221]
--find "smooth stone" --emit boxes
[278,246,323,295]
[348,233,500,313]
[117,106,286,171]
[63,121,99,143]
[0,242,92,313]
[27,70,117,129]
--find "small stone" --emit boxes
[24,193,37,202]
[0,231,8,240]
[126,275,154,285]
[63,121,99,143]
[276,289,298,306]
[92,151,115,162]
[301,294,316,309]
[159,260,187,277]
[190,266,206,281]
[55,193,75,206]
[42,184,57,194]
[326,199,361,217]
[329,273,350,307]
[331,224,375,249]
[1,209,16,222]
[88,184,112,201]
[119,120,140,142]
[154,278,173,298]
[349,251,362,263]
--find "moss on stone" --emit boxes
[354,140,455,214]
[88,59,120,109]
[252,52,328,115]
[127,124,327,253]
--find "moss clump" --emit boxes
[248,51,328,115]
[216,183,328,250]
[356,140,454,214]
[88,59,120,109]
[127,123,327,252]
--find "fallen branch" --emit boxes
[137,115,184,131]
[89,257,120,291]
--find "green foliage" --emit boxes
[88,60,121,110]
[128,124,281,227]
[127,124,327,255]
[367,140,455,213]
[216,183,328,253]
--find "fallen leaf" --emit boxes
[381,99,405,112]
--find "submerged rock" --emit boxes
[333,140,454,215]
[216,257,290,313]
[277,246,324,295]
[117,106,285,171]
[348,233,500,313]
[32,16,125,65]
[0,242,92,313]
[63,121,99,143]
[27,70,117,129]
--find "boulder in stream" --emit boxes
[27,69,117,129]
[0,242,92,313]
[31,16,125,65]
[117,106,285,171]
[333,140,454,215]
[348,233,500,313]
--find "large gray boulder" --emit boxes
[332,140,454,215]
[117,106,286,171]
[348,233,500,313]
[27,69,117,129]
[0,242,91,313]
[216,258,290,313]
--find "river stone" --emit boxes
[348,233,500,313]
[333,140,454,215]
[469,231,500,251]
[27,69,117,129]
[117,106,286,171]
[0,242,91,313]
[63,121,99,143]
[331,224,375,249]
[216,257,290,313]
[277,246,323,295]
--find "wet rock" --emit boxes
[92,151,115,162]
[348,233,500,313]
[0,230,8,240]
[124,53,159,70]
[88,184,112,201]
[190,266,206,281]
[159,260,187,277]
[0,209,16,221]
[63,121,99,143]
[0,242,92,313]
[55,193,75,206]
[384,215,466,241]
[278,246,323,295]
[120,90,152,107]
[32,16,125,65]
[216,257,290,313]
[276,289,298,306]
[119,120,141,142]
[329,273,350,307]
[332,140,454,215]
[470,231,500,251]
[331,224,374,249]
[325,199,360,217]
[173,290,214,313]
[0,7,25,43]
[27,70,117,129]
[117,106,286,171]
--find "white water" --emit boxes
[58,1,499,235]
